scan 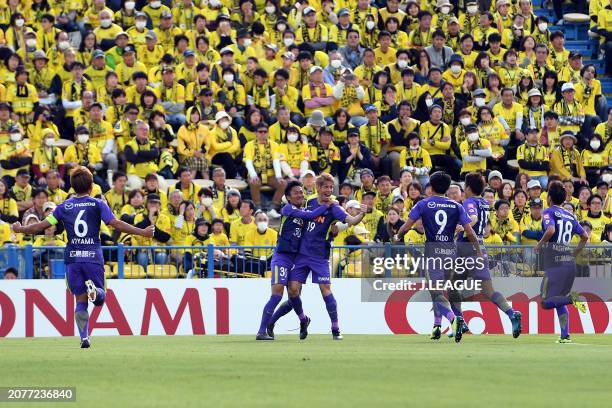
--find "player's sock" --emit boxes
[543,296,572,309]
[433,295,455,323]
[433,309,442,326]
[557,306,569,338]
[92,288,106,307]
[270,300,294,325]
[75,301,89,340]
[289,296,307,321]
[450,303,463,318]
[258,294,282,334]
[491,291,514,319]
[448,290,463,317]
[323,293,339,331]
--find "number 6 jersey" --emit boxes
[47,196,115,265]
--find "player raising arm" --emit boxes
[256,180,336,341]
[535,180,589,343]
[12,166,154,349]
[396,171,481,343]
[288,173,367,340]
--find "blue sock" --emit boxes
[289,296,306,321]
[75,301,89,340]
[543,296,572,310]
[557,306,569,338]
[433,308,442,326]
[450,303,463,318]
[258,294,282,334]
[93,288,106,307]
[491,291,514,319]
[323,293,339,331]
[269,300,293,325]
[433,295,455,323]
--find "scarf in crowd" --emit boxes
[366,120,384,148]
[443,98,454,125]
[560,147,579,176]
[315,141,332,172]
[301,23,322,43]
[253,140,273,174]
[405,147,425,167]
[527,105,544,130]
[252,83,271,109]
[340,85,358,108]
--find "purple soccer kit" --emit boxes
[48,196,115,296]
[460,196,491,280]
[540,206,585,339]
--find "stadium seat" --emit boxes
[115,263,147,279]
[225,179,248,191]
[147,264,178,279]
[193,179,213,188]
[161,179,178,192]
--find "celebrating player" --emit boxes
[12,166,154,348]
[287,173,367,340]
[454,172,523,339]
[396,171,481,343]
[256,180,337,341]
[535,181,589,343]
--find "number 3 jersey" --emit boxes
[47,195,115,265]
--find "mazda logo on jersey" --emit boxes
[427,201,436,208]
[64,203,73,210]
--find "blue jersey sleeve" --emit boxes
[408,200,422,222]
[458,204,472,226]
[464,199,478,217]
[542,209,555,231]
[98,199,115,224]
[282,203,328,220]
[331,203,348,222]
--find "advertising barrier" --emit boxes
[0,279,610,338]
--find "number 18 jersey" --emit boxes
[48,195,115,265]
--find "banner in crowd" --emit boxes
[0,279,610,338]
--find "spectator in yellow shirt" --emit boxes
[244,211,278,261]
[491,199,520,243]
[94,10,124,50]
[63,126,105,187]
[302,66,335,117]
[32,131,64,185]
[230,200,257,247]
[7,67,39,126]
[177,107,210,179]
[125,120,160,178]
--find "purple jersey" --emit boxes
[48,195,115,265]
[298,198,348,259]
[408,195,471,242]
[459,196,489,240]
[542,206,584,244]
[276,203,329,254]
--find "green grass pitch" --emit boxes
[1,335,611,407]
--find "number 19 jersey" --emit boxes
[48,195,115,265]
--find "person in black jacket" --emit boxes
[339,128,374,184]
[375,206,405,243]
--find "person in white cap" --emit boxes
[553,82,586,138]
[208,111,240,179]
[525,88,546,130]
[296,6,329,51]
[303,65,335,118]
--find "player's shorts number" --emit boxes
[556,219,573,244]
[74,209,88,238]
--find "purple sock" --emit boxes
[75,301,89,340]
[433,308,442,326]
[543,296,572,310]
[323,294,339,331]
[93,288,106,307]
[289,296,306,321]
[433,296,455,323]
[450,303,463,318]
[557,306,569,338]
[491,291,514,319]
[258,294,282,334]
[270,300,294,325]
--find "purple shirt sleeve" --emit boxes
[331,203,348,222]
[542,209,554,231]
[98,199,115,225]
[573,218,585,237]
[458,204,472,226]
[282,203,328,220]
[464,199,478,217]
[408,200,422,222]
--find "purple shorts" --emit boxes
[289,255,331,284]
[66,262,105,296]
[541,265,576,299]
[270,253,295,286]
[467,250,491,281]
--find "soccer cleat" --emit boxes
[299,317,311,340]
[447,321,469,338]
[80,337,90,348]
[256,333,274,341]
[557,336,572,344]
[511,311,523,339]
[85,280,97,303]
[266,323,275,339]
[430,325,441,340]
[453,316,465,343]
[332,329,343,340]
[570,292,587,313]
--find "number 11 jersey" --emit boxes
[48,195,115,265]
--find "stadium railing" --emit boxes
[1,244,610,280]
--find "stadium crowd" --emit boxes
[0,0,610,277]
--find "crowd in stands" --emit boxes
[0,0,610,277]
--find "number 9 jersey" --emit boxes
[47,196,115,265]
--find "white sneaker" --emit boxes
[85,280,97,303]
[267,209,281,219]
